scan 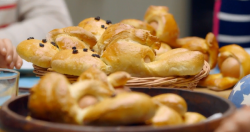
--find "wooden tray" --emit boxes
[0,88,235,132]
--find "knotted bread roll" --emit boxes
[29,69,157,126]
[102,28,204,77]
[199,44,250,90]
[16,38,59,68]
[46,26,97,50]
[144,6,179,47]
[28,72,114,124]
[93,23,134,55]
[78,17,112,41]
[177,32,219,69]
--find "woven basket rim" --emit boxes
[32,61,210,90]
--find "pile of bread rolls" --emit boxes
[28,66,206,126]
[16,6,205,83]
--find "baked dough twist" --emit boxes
[28,69,157,126]
[144,6,179,47]
[178,32,219,69]
[46,26,97,50]
[102,28,204,77]
[199,44,250,90]
[93,23,134,55]
[78,17,111,41]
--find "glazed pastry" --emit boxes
[120,19,156,35]
[101,28,204,77]
[183,112,206,124]
[144,6,179,47]
[51,49,110,76]
[46,26,97,50]
[16,38,59,68]
[93,23,134,55]
[78,17,112,41]
[178,32,219,69]
[152,93,187,116]
[199,44,250,90]
[146,104,183,126]
[155,42,172,55]
[83,92,157,126]
[28,72,114,124]
[28,71,157,126]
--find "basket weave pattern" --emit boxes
[33,61,210,90]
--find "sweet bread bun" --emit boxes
[46,26,97,50]
[152,93,187,116]
[179,32,219,69]
[183,112,206,124]
[155,42,172,55]
[93,23,134,55]
[82,92,157,126]
[144,6,179,47]
[120,19,156,35]
[51,49,111,76]
[101,28,204,77]
[16,39,59,68]
[107,71,131,88]
[78,17,111,40]
[199,44,250,90]
[146,104,183,126]
[147,48,204,76]
[218,44,250,79]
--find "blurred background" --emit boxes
[65,0,214,38]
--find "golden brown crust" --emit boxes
[179,32,219,69]
[28,72,115,124]
[146,104,183,126]
[120,19,156,36]
[183,112,206,124]
[198,73,239,91]
[147,48,204,76]
[199,44,250,90]
[51,49,110,76]
[218,44,250,79]
[155,42,172,55]
[107,71,131,88]
[78,17,111,40]
[93,23,134,55]
[152,93,187,116]
[144,6,179,47]
[46,26,97,50]
[101,28,204,77]
[82,92,157,126]
[16,39,59,68]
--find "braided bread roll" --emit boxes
[46,26,97,50]
[93,23,134,55]
[155,42,172,55]
[144,6,179,47]
[28,72,114,124]
[199,44,250,90]
[29,70,157,126]
[177,32,219,69]
[16,39,59,68]
[78,17,112,40]
[102,28,204,77]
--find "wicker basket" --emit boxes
[33,61,210,90]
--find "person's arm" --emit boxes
[0,0,72,46]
